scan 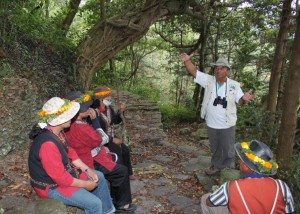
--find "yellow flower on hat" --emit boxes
[240,141,278,175]
[93,86,111,98]
[241,142,249,149]
[71,91,93,104]
[263,162,272,169]
[94,89,111,97]
[38,111,46,117]
[83,94,91,102]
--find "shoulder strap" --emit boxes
[235,178,280,214]
[235,180,251,214]
[269,178,280,214]
[95,108,100,116]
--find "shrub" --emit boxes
[159,103,196,128]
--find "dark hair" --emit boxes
[28,125,46,140]
[90,99,101,109]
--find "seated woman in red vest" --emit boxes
[64,91,137,213]
[200,140,295,214]
[91,85,135,180]
[28,97,115,214]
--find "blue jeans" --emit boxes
[48,170,115,214]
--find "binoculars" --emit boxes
[213,96,227,108]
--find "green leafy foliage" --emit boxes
[127,81,161,102]
[2,1,75,55]
[236,104,280,147]
[0,61,14,79]
[159,103,196,127]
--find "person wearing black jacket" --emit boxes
[91,86,135,181]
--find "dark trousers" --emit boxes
[207,125,236,169]
[106,142,133,176]
[94,162,132,207]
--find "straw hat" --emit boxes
[38,97,80,126]
[235,140,278,175]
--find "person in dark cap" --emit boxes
[200,140,295,214]
[91,85,135,180]
[179,53,255,175]
[64,91,137,213]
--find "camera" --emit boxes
[213,96,227,108]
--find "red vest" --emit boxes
[228,177,285,214]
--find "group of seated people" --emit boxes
[27,85,296,214]
[28,85,137,213]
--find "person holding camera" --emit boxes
[179,53,255,175]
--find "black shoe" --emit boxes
[115,203,137,213]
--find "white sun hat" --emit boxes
[39,97,80,126]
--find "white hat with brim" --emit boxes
[210,58,231,71]
[42,97,80,126]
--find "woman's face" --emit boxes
[103,95,112,102]
[102,96,112,106]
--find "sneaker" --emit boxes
[205,166,220,176]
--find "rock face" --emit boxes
[0,38,75,158]
[0,77,42,157]
[111,90,167,144]
[0,196,81,214]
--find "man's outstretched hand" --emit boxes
[179,53,194,62]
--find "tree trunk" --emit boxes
[276,7,300,169]
[193,5,216,115]
[109,59,115,86]
[263,0,292,146]
[77,0,184,90]
[100,0,106,19]
[45,0,50,18]
[214,18,221,61]
[267,0,292,113]
[61,0,81,35]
